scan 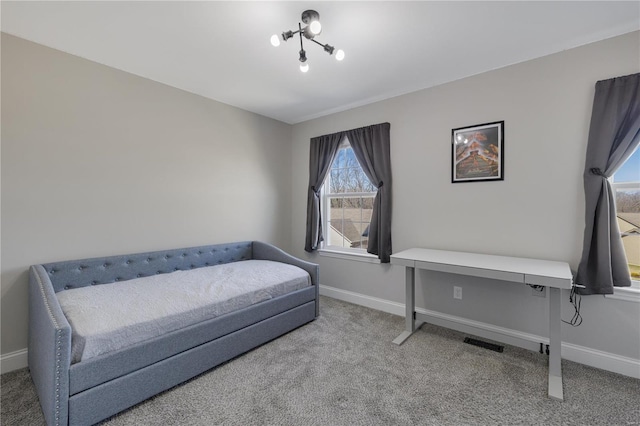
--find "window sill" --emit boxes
[318,248,380,264]
[604,282,640,303]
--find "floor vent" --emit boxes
[464,337,504,353]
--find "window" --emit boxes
[305,123,391,262]
[612,147,640,282]
[321,138,377,254]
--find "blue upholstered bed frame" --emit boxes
[28,241,319,426]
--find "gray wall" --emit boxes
[1,34,293,354]
[290,32,640,360]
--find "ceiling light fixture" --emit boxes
[271,10,344,73]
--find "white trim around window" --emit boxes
[605,281,640,303]
[610,178,639,297]
[318,247,381,264]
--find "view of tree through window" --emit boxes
[324,142,376,250]
[613,147,640,280]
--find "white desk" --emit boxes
[391,248,573,401]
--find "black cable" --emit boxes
[562,285,583,327]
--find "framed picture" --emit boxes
[452,121,504,183]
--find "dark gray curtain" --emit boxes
[576,73,640,295]
[304,133,343,252]
[304,123,393,263]
[346,123,393,263]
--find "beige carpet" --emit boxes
[2,296,639,425]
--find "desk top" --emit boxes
[391,248,573,289]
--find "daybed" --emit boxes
[28,241,319,426]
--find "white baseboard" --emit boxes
[1,348,28,374]
[319,284,640,379]
[561,342,640,379]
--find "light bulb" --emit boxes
[335,49,345,61]
[270,34,280,47]
[309,20,322,35]
[300,62,309,73]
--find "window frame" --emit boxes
[607,165,640,302]
[319,139,379,262]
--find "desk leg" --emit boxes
[393,266,421,345]
[548,287,563,401]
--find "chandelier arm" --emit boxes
[281,28,302,43]
[310,38,335,55]
[298,23,308,64]
[298,24,304,48]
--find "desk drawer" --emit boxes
[390,257,416,268]
[415,261,524,283]
[526,274,573,289]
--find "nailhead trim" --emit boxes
[34,268,63,426]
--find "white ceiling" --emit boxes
[2,1,639,124]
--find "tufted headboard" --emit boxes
[41,241,253,293]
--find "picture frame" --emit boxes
[451,121,504,183]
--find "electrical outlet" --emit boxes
[531,285,546,297]
[454,286,462,300]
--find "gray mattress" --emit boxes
[56,259,311,363]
